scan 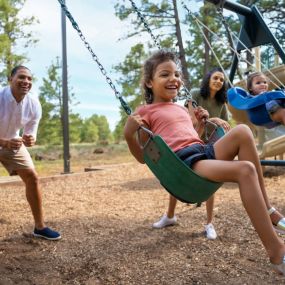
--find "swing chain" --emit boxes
[128,0,161,49]
[130,0,192,101]
[57,0,132,115]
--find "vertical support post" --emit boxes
[229,52,239,82]
[61,0,71,174]
[254,47,261,71]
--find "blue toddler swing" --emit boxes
[227,87,285,128]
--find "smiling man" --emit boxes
[0,66,61,240]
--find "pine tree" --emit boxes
[0,0,38,84]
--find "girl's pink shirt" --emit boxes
[136,102,204,152]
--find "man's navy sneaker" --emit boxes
[33,227,61,240]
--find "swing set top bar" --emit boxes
[205,0,252,16]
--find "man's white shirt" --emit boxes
[0,86,42,141]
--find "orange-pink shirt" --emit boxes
[136,102,204,152]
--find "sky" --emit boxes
[19,0,141,131]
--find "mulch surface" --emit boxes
[0,163,285,285]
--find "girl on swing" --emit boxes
[153,67,231,240]
[124,49,285,275]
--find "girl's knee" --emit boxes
[239,161,257,179]
[235,124,252,134]
[233,124,254,141]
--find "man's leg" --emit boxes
[17,168,45,229]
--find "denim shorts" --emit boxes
[175,143,216,169]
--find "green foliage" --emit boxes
[37,95,61,145]
[69,113,83,143]
[80,117,99,144]
[83,114,113,144]
[0,0,38,84]
[38,58,80,145]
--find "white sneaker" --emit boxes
[205,223,217,240]
[271,255,285,276]
[152,214,177,229]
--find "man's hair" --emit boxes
[10,65,30,77]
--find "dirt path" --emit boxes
[0,163,285,284]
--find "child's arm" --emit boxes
[186,100,199,126]
[124,114,146,164]
[186,102,207,136]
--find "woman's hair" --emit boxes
[200,67,228,104]
[246,72,268,94]
[141,49,180,104]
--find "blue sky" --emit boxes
[19,0,140,131]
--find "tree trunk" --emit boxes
[172,0,191,90]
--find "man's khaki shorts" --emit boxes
[0,145,34,175]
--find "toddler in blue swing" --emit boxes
[247,71,285,125]
[124,49,285,276]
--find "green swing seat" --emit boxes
[143,135,223,204]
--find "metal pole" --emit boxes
[61,0,71,173]
[205,0,252,16]
[251,6,285,64]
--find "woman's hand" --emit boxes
[208,117,231,132]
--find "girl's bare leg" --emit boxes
[167,195,177,218]
[192,125,285,263]
[214,124,282,224]
[193,159,285,264]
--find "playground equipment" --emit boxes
[229,65,285,131]
[259,134,285,162]
[205,0,285,166]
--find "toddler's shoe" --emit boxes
[152,214,177,229]
[205,223,217,240]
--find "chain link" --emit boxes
[128,0,161,49]
[57,0,132,115]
